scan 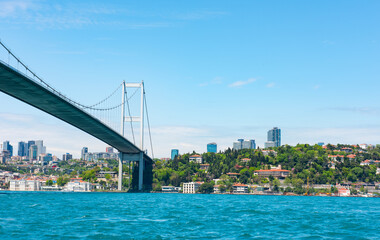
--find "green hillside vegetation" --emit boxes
[152,144,380,192]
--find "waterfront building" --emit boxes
[65,178,92,192]
[189,154,203,164]
[62,153,73,161]
[338,188,350,197]
[264,141,276,148]
[207,142,217,153]
[2,141,13,157]
[254,169,290,178]
[171,149,179,160]
[183,182,202,193]
[161,186,181,193]
[9,179,41,191]
[81,147,88,160]
[29,145,38,162]
[267,127,281,147]
[232,183,249,194]
[18,142,28,157]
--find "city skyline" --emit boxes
[0,1,380,158]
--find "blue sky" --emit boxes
[0,0,379,158]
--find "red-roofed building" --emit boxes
[189,155,203,164]
[338,188,350,197]
[241,158,251,163]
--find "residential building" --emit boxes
[200,164,210,171]
[62,153,73,161]
[81,147,88,160]
[233,183,249,193]
[38,153,52,165]
[254,169,290,178]
[207,142,217,153]
[241,158,250,163]
[183,182,202,193]
[9,179,41,191]
[189,154,202,164]
[267,127,281,147]
[83,152,118,161]
[261,150,278,157]
[17,141,28,157]
[171,149,179,160]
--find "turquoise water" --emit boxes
[0,192,379,239]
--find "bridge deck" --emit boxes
[0,61,151,161]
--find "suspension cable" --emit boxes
[144,92,154,160]
[125,88,136,144]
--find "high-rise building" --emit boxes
[81,147,88,160]
[106,147,114,153]
[62,153,73,161]
[267,127,281,147]
[264,141,276,148]
[233,139,256,150]
[171,149,179,160]
[18,141,28,156]
[29,145,38,162]
[207,143,217,153]
[34,140,46,156]
[27,140,35,157]
[3,141,13,157]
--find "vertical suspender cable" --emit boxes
[144,93,154,160]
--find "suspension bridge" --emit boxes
[0,41,154,191]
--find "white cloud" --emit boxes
[228,78,256,88]
[266,82,275,88]
[0,0,32,17]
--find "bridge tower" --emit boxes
[118,81,146,191]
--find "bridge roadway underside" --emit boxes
[0,62,152,191]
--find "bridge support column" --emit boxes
[138,152,144,191]
[118,153,123,191]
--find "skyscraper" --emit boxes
[2,141,13,157]
[18,141,28,156]
[81,147,88,160]
[171,149,179,160]
[62,153,73,161]
[27,140,35,157]
[267,127,281,147]
[35,140,46,156]
[29,145,38,162]
[207,143,217,153]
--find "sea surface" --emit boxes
[0,192,379,239]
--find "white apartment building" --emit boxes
[183,182,202,193]
[9,179,41,191]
